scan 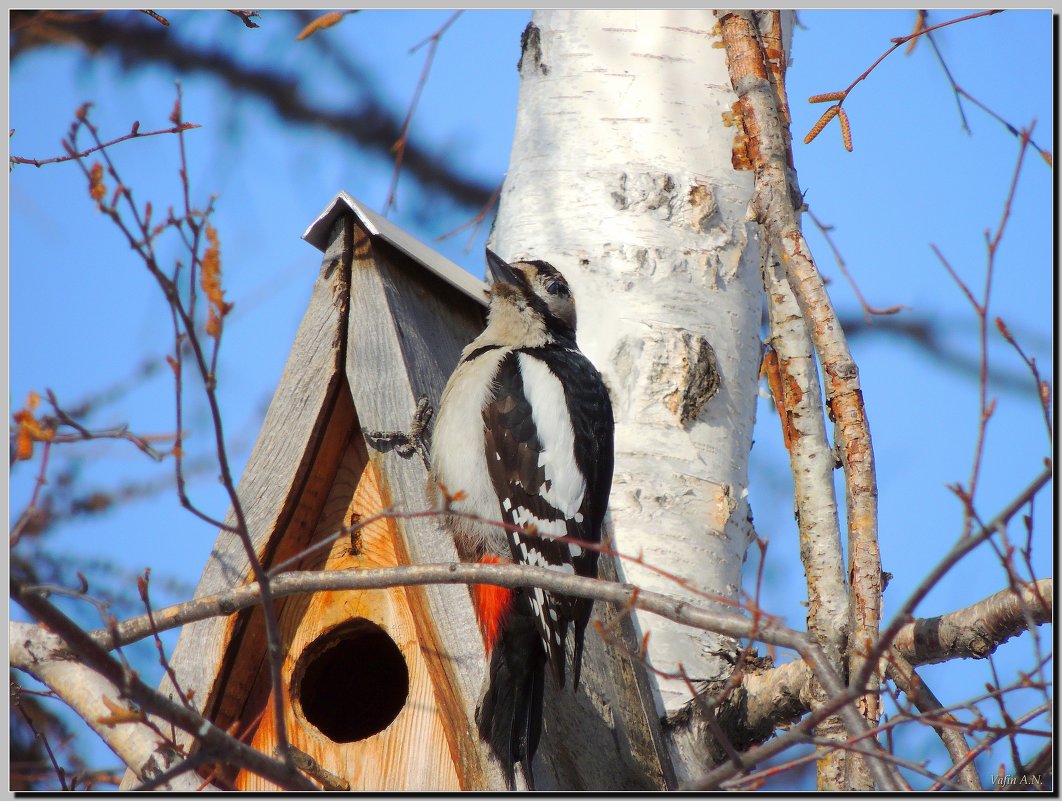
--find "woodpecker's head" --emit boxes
[484,249,577,345]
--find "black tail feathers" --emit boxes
[476,610,546,790]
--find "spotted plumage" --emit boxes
[430,250,614,789]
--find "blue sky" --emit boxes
[9,9,1053,788]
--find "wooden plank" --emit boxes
[235,434,461,791]
[206,386,357,758]
[120,217,354,789]
[344,228,499,789]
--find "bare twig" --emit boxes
[383,11,462,215]
[11,583,316,791]
[806,210,907,321]
[11,120,197,168]
[11,11,496,210]
[228,10,260,29]
[137,569,193,711]
[268,499,754,625]
[65,94,293,768]
[720,675,1050,790]
[995,317,1053,442]
[435,182,502,251]
[12,685,68,790]
[10,440,53,546]
[929,703,1051,791]
[884,651,981,789]
[803,10,1003,149]
[43,390,166,460]
[801,732,961,789]
[850,465,1052,711]
[922,20,1052,163]
[932,124,1034,537]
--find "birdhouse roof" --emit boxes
[303,191,488,307]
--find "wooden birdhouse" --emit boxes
[126,192,675,791]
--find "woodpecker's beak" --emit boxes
[486,249,522,287]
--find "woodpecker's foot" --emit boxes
[362,396,433,469]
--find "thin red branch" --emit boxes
[995,317,1053,442]
[929,702,1051,790]
[724,676,1050,790]
[804,10,1004,148]
[11,121,198,168]
[137,569,193,711]
[383,11,462,215]
[850,465,1052,700]
[807,210,907,321]
[266,499,762,625]
[43,389,166,460]
[968,125,1032,533]
[840,9,1002,100]
[10,440,53,547]
[931,243,981,312]
[889,9,1003,45]
[435,182,502,251]
[64,96,294,767]
[12,687,68,790]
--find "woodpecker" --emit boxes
[430,249,614,789]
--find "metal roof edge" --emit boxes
[302,191,488,307]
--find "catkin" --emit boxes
[838,108,853,152]
[804,105,840,145]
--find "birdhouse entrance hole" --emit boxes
[291,618,410,743]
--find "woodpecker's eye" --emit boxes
[546,280,568,297]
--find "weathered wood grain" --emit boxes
[235,435,461,791]
[207,386,358,760]
[120,218,353,789]
[344,229,499,789]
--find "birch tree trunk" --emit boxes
[490,13,791,769]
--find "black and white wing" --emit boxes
[482,347,614,688]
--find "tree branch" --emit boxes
[87,561,809,653]
[21,548,1051,789]
[719,10,886,789]
[884,651,981,789]
[870,466,1052,671]
[73,556,896,789]
[11,584,316,791]
[892,578,1052,667]
[762,212,849,786]
[11,120,198,168]
[64,97,296,766]
[12,621,212,791]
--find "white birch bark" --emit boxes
[12,623,219,792]
[490,10,789,717]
